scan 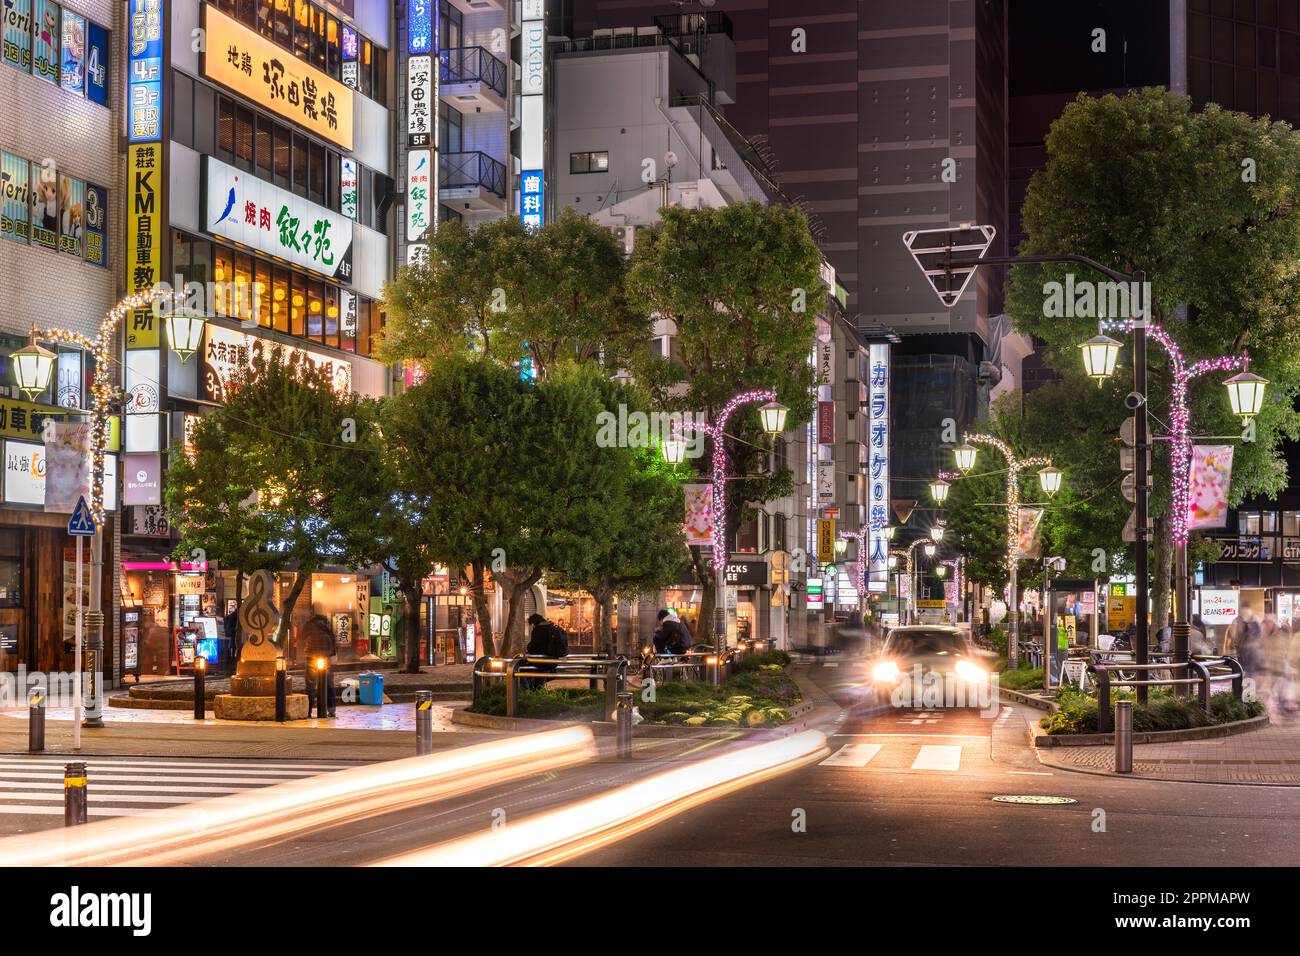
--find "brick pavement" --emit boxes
[1037,715,1300,784]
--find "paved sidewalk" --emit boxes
[1036,715,1300,785]
[0,700,495,760]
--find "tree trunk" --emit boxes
[400,582,423,674]
[690,546,717,648]
[275,571,311,655]
[469,561,495,657]
[600,592,616,656]
[499,567,543,657]
[588,580,615,655]
[1152,513,1173,635]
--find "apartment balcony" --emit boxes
[440,46,507,113]
[439,151,507,213]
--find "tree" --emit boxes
[166,346,371,646]
[378,209,642,379]
[381,355,536,658]
[327,398,437,674]
[624,201,823,633]
[1005,88,1300,628]
[378,216,528,365]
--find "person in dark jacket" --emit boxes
[523,613,566,689]
[224,606,242,670]
[301,605,337,716]
[655,609,690,655]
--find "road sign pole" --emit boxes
[73,535,82,751]
[1133,276,1151,705]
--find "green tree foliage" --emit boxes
[624,201,824,632]
[165,346,371,645]
[1003,88,1300,625]
[378,209,643,378]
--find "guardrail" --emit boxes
[472,655,628,717]
[640,648,736,685]
[1087,656,1245,733]
[440,46,508,98]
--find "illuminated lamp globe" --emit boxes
[924,543,937,558]
[930,525,944,542]
[1038,466,1064,498]
[954,443,978,474]
[165,313,206,364]
[759,401,789,436]
[662,437,688,465]
[1079,334,1121,386]
[1223,371,1268,423]
[929,478,950,503]
[11,328,56,400]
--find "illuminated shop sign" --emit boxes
[202,5,353,150]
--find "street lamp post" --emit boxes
[1085,318,1258,697]
[955,435,1058,666]
[669,390,786,655]
[14,290,197,730]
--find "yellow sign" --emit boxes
[817,519,836,564]
[126,309,160,350]
[0,398,80,442]
[126,143,163,298]
[1107,595,1136,631]
[202,6,354,150]
[917,600,946,609]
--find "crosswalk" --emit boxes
[0,755,361,818]
[817,740,970,773]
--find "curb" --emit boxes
[1031,713,1270,747]
[999,688,1058,713]
[451,697,816,737]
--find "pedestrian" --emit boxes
[224,604,242,670]
[523,613,566,690]
[655,609,690,655]
[301,604,337,717]
[1189,615,1212,657]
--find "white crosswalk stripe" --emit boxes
[0,755,361,817]
[818,741,966,773]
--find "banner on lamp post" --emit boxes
[1189,444,1235,530]
[1016,507,1044,560]
[683,483,713,546]
[44,422,91,514]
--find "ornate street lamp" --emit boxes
[1079,333,1121,385]
[165,313,206,364]
[923,542,937,558]
[661,437,688,465]
[1038,466,1063,498]
[953,443,978,474]
[11,327,56,400]
[1223,370,1268,423]
[881,525,896,542]
[834,537,848,557]
[758,401,789,435]
[929,478,950,503]
[935,564,947,579]
[930,525,944,542]
[887,554,899,569]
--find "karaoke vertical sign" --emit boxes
[866,344,890,592]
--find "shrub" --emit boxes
[735,649,793,673]
[1209,692,1264,723]
[987,627,1008,658]
[999,666,1043,691]
[467,684,605,720]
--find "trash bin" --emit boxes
[358,672,384,706]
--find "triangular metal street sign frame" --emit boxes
[68,496,96,536]
[902,224,997,308]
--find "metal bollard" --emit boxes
[415,690,433,755]
[193,657,207,720]
[64,762,88,827]
[1114,699,1133,774]
[314,657,330,719]
[28,686,45,753]
[274,656,287,723]
[615,692,633,759]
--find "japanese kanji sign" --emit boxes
[866,343,891,591]
[202,5,353,150]
[204,156,354,281]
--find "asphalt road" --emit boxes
[566,662,1300,866]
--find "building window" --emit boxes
[570,151,609,174]
[439,102,462,153]
[1284,511,1300,537]
[1239,511,1261,536]
[293,0,311,61]
[1264,511,1279,534]
[360,39,373,98]
[218,96,235,156]
[274,0,292,48]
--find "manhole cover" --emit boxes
[992,795,1078,806]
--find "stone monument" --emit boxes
[214,570,309,720]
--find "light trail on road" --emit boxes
[372,729,830,867]
[0,727,597,867]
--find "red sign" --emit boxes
[818,401,835,444]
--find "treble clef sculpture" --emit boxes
[238,570,280,647]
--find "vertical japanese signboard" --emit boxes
[520,0,545,226]
[520,169,543,228]
[405,0,437,263]
[127,0,162,142]
[866,344,890,592]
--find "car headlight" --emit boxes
[872,660,900,683]
[955,659,989,683]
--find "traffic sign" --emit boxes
[1122,508,1152,543]
[902,224,996,308]
[1120,418,1135,447]
[67,496,96,537]
[1119,447,1151,473]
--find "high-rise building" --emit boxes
[0,0,121,679]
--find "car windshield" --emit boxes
[885,630,967,657]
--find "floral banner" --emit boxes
[683,483,713,546]
[1189,444,1234,529]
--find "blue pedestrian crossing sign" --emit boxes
[68,496,96,536]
